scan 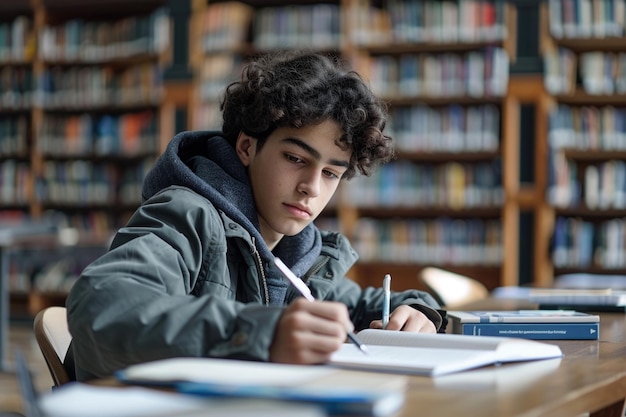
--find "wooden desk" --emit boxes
[400,357,626,417]
[396,299,626,417]
[8,299,625,417]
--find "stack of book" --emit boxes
[447,310,600,340]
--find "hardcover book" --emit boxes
[447,310,600,340]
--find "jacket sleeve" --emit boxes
[66,188,283,380]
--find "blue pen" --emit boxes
[382,274,391,329]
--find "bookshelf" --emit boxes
[13,0,626,315]
[188,0,343,131]
[340,0,519,291]
[189,0,254,131]
[0,0,172,316]
[185,0,543,292]
[538,0,626,285]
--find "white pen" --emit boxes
[273,257,369,355]
[382,274,391,329]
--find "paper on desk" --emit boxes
[434,357,562,392]
[118,357,334,386]
[37,383,325,417]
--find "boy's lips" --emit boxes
[284,203,312,218]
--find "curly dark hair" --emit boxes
[221,50,395,179]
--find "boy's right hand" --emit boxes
[269,298,353,364]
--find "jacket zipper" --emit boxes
[304,256,329,281]
[250,237,269,305]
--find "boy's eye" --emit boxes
[323,170,340,180]
[285,154,303,164]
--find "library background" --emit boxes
[1,0,626,320]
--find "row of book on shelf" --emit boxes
[547,150,626,209]
[200,2,340,52]
[0,8,170,63]
[41,17,169,60]
[0,160,29,205]
[254,4,341,51]
[0,112,158,156]
[0,16,32,62]
[350,0,508,46]
[36,63,163,109]
[0,63,164,110]
[548,0,626,39]
[178,60,504,135]
[35,159,152,206]
[198,0,508,52]
[351,217,502,265]
[388,104,500,152]
[361,47,509,99]
[0,115,27,157]
[197,49,509,105]
[199,1,252,52]
[544,47,626,95]
[549,104,626,150]
[552,216,626,269]
[0,66,31,109]
[344,159,503,210]
[39,111,158,157]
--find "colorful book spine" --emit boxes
[456,322,599,340]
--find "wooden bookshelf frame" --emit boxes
[536,0,626,285]
[1,0,175,316]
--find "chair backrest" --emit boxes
[419,267,489,309]
[33,306,72,387]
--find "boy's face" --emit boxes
[236,119,350,249]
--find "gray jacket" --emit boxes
[66,131,442,381]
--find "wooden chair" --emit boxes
[33,306,73,387]
[419,267,489,309]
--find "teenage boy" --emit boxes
[66,51,443,381]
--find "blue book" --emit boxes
[455,322,598,340]
[448,310,600,340]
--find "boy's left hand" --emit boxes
[369,305,436,333]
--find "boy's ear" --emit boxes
[235,132,255,166]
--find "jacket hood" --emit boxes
[141,131,322,279]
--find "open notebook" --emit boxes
[329,329,563,377]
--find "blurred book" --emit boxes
[528,288,626,312]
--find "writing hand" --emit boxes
[369,305,436,333]
[270,298,354,364]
